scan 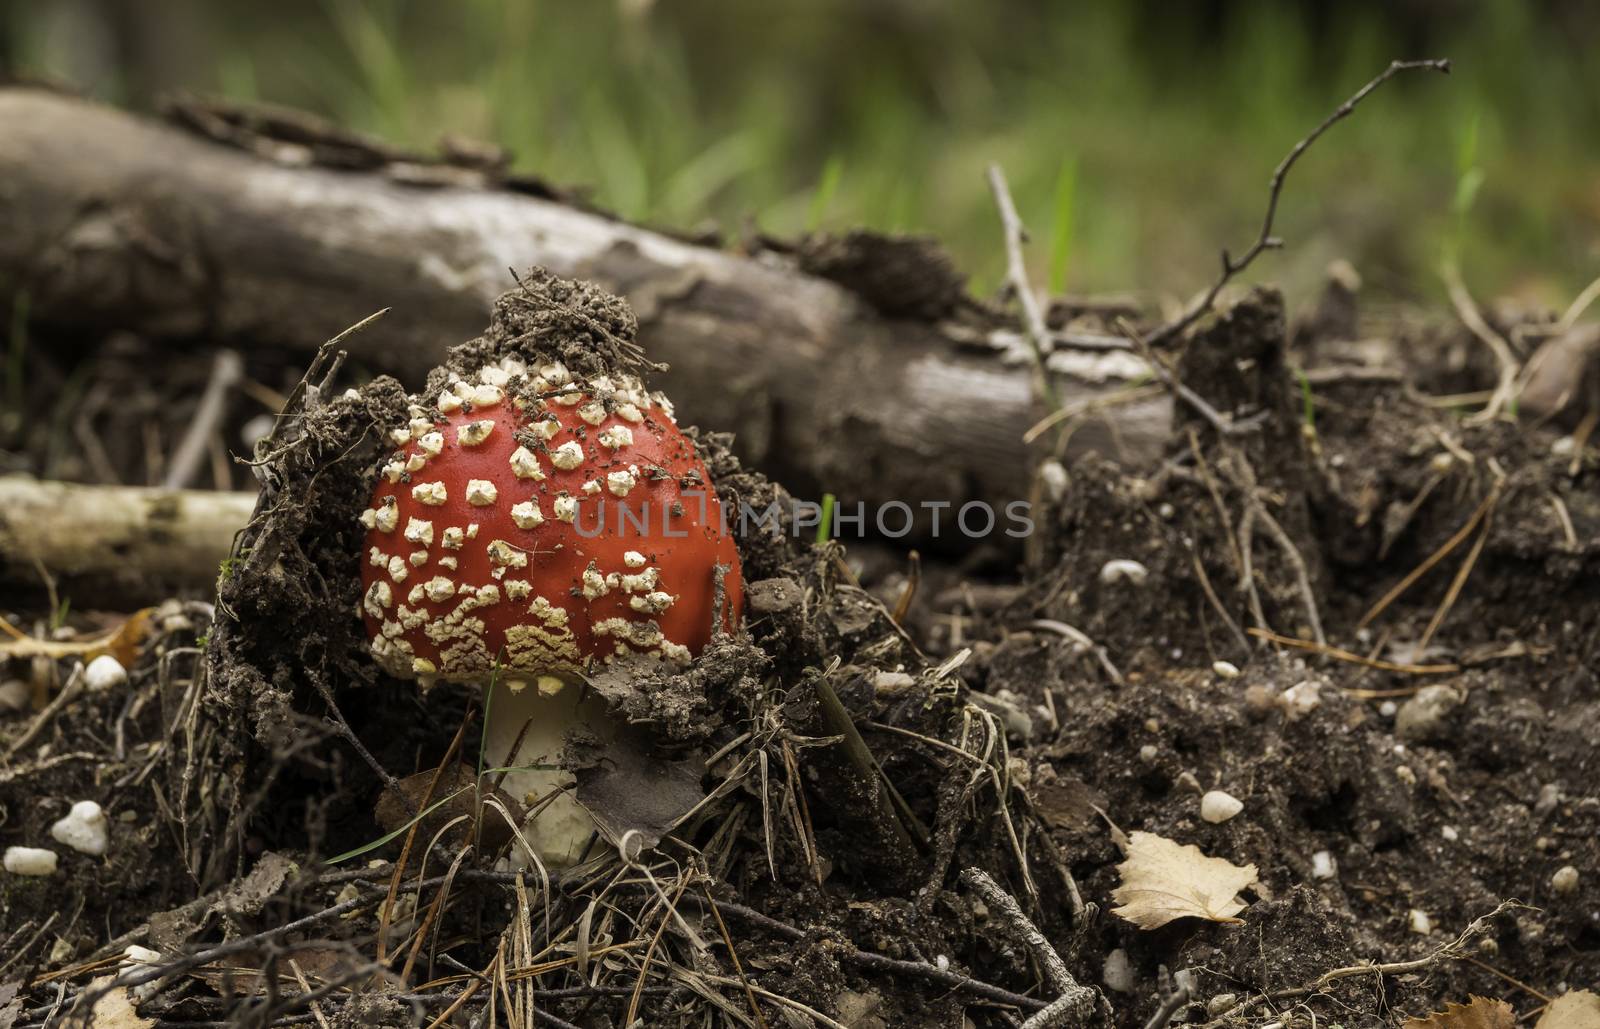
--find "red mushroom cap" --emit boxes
[358,358,742,684]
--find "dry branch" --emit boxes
[0,476,255,599]
[0,89,1171,546]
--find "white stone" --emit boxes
[1311,850,1337,880]
[1102,948,1135,993]
[1098,559,1148,586]
[1212,660,1240,679]
[1408,908,1433,934]
[4,846,58,876]
[1200,790,1243,824]
[1279,680,1321,720]
[1551,865,1579,895]
[1441,825,1459,842]
[84,655,127,692]
[50,800,109,856]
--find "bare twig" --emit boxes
[1358,475,1502,629]
[1,663,84,762]
[1148,59,1450,348]
[961,868,1100,1028]
[988,164,1064,408]
[1557,271,1600,333]
[1442,261,1520,424]
[1120,320,1253,435]
[1143,985,1192,1029]
[1201,900,1520,1027]
[164,349,244,489]
[1246,629,1459,675]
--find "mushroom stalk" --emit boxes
[481,677,614,867]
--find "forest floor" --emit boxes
[1,269,1597,1029]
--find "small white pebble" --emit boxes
[1441,825,1459,842]
[50,800,109,856]
[84,655,128,692]
[935,954,949,972]
[1102,948,1135,993]
[1409,908,1433,935]
[1379,700,1398,718]
[4,846,58,876]
[1551,865,1580,895]
[1212,660,1240,679]
[1278,680,1321,720]
[1200,790,1244,824]
[1138,744,1159,764]
[1551,435,1576,456]
[1311,850,1337,880]
[1099,559,1149,586]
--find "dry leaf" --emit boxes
[1403,996,1516,1029]
[86,976,154,1028]
[1110,830,1259,929]
[1538,991,1600,1029]
[0,609,154,667]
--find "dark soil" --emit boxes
[1,274,1596,1029]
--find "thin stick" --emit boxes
[988,164,1063,408]
[2,663,83,762]
[1144,986,1192,1029]
[164,349,244,489]
[1121,320,1246,436]
[1556,271,1600,333]
[1149,59,1451,348]
[1358,481,1501,628]
[961,868,1099,1027]
[701,883,770,1029]
[1442,261,1520,425]
[1417,484,1498,650]
[1246,629,1459,675]
[1202,901,1519,1027]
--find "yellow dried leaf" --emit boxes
[1110,830,1258,930]
[0,608,153,668]
[1538,991,1600,1029]
[1403,997,1516,1029]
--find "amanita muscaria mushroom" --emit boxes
[357,355,742,863]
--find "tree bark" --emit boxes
[0,89,1169,547]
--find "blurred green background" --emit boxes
[3,0,1596,308]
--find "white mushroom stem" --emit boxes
[482,677,614,867]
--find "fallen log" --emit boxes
[0,477,255,603]
[0,89,1169,548]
